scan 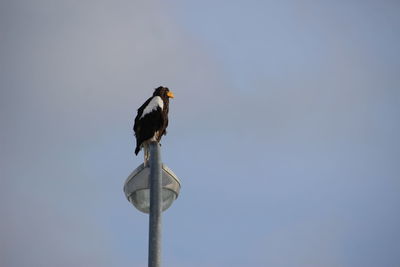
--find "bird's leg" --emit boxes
[143,142,150,167]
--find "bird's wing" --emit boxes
[134,96,165,136]
[134,97,152,133]
[140,96,164,119]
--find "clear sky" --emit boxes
[1,1,400,266]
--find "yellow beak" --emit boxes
[167,91,174,98]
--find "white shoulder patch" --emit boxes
[140,96,163,119]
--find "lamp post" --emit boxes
[124,141,181,267]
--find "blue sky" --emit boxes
[1,1,400,266]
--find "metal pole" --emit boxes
[148,141,162,267]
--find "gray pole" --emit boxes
[148,141,162,267]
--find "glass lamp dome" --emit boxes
[124,163,181,213]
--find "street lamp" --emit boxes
[123,141,181,267]
[123,162,181,213]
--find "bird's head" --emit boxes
[153,86,174,99]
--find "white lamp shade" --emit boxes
[124,163,181,214]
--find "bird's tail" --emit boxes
[135,146,140,155]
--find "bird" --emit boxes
[133,86,174,155]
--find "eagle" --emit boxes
[133,86,174,155]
